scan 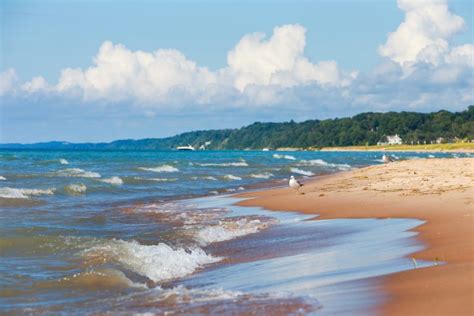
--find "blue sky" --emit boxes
[1,0,473,143]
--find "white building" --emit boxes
[377,134,403,146]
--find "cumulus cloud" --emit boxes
[0,69,18,96]
[3,24,351,106]
[1,7,473,116]
[226,24,354,91]
[378,0,464,66]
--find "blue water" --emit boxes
[0,150,461,314]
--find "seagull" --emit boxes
[382,154,395,163]
[289,175,303,194]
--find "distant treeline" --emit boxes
[2,106,473,150]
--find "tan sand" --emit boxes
[237,158,474,315]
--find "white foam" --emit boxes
[59,158,69,165]
[82,239,220,282]
[223,174,242,181]
[150,177,178,182]
[191,176,218,181]
[0,187,55,199]
[195,161,248,167]
[0,176,6,181]
[290,168,315,176]
[250,172,274,179]
[273,154,296,160]
[65,183,87,195]
[194,217,278,245]
[298,159,351,170]
[57,168,101,178]
[100,176,123,185]
[428,154,435,158]
[139,165,179,173]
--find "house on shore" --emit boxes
[377,134,403,146]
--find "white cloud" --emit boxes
[6,24,351,105]
[21,76,50,94]
[1,11,472,116]
[0,69,18,96]
[378,0,465,67]
[226,24,352,91]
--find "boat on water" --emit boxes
[176,145,195,151]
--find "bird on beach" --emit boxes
[289,175,303,194]
[382,154,395,163]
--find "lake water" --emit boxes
[1,150,463,314]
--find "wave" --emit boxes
[64,183,87,195]
[191,176,218,181]
[0,176,5,180]
[100,176,123,185]
[290,168,315,176]
[139,165,179,173]
[223,174,242,181]
[250,172,274,179]
[194,216,278,245]
[81,239,220,283]
[0,187,55,199]
[59,158,69,165]
[131,202,228,226]
[273,154,296,160]
[298,159,351,170]
[194,160,248,167]
[56,168,101,178]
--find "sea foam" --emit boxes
[0,176,6,180]
[290,168,315,176]
[194,216,278,245]
[65,183,87,195]
[139,165,179,173]
[195,161,248,167]
[100,176,124,185]
[298,159,351,170]
[0,187,55,199]
[57,168,101,178]
[82,239,220,283]
[250,172,274,179]
[223,174,242,181]
[273,154,296,160]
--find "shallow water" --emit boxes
[0,150,456,314]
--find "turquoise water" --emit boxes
[0,150,462,314]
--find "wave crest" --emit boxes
[82,239,220,282]
[0,187,55,199]
[139,165,179,173]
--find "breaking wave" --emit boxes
[100,176,124,185]
[273,154,296,160]
[139,165,179,173]
[298,159,351,170]
[0,187,55,199]
[194,160,248,167]
[250,172,274,179]
[290,168,315,176]
[194,216,278,245]
[59,158,69,165]
[0,176,6,180]
[56,168,101,178]
[223,174,242,181]
[81,239,220,283]
[64,183,87,195]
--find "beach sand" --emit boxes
[237,158,474,315]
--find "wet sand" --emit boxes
[236,158,474,315]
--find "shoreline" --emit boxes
[235,158,474,315]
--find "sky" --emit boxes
[1,0,473,143]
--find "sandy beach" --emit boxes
[237,158,474,315]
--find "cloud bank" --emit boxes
[1,0,473,115]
